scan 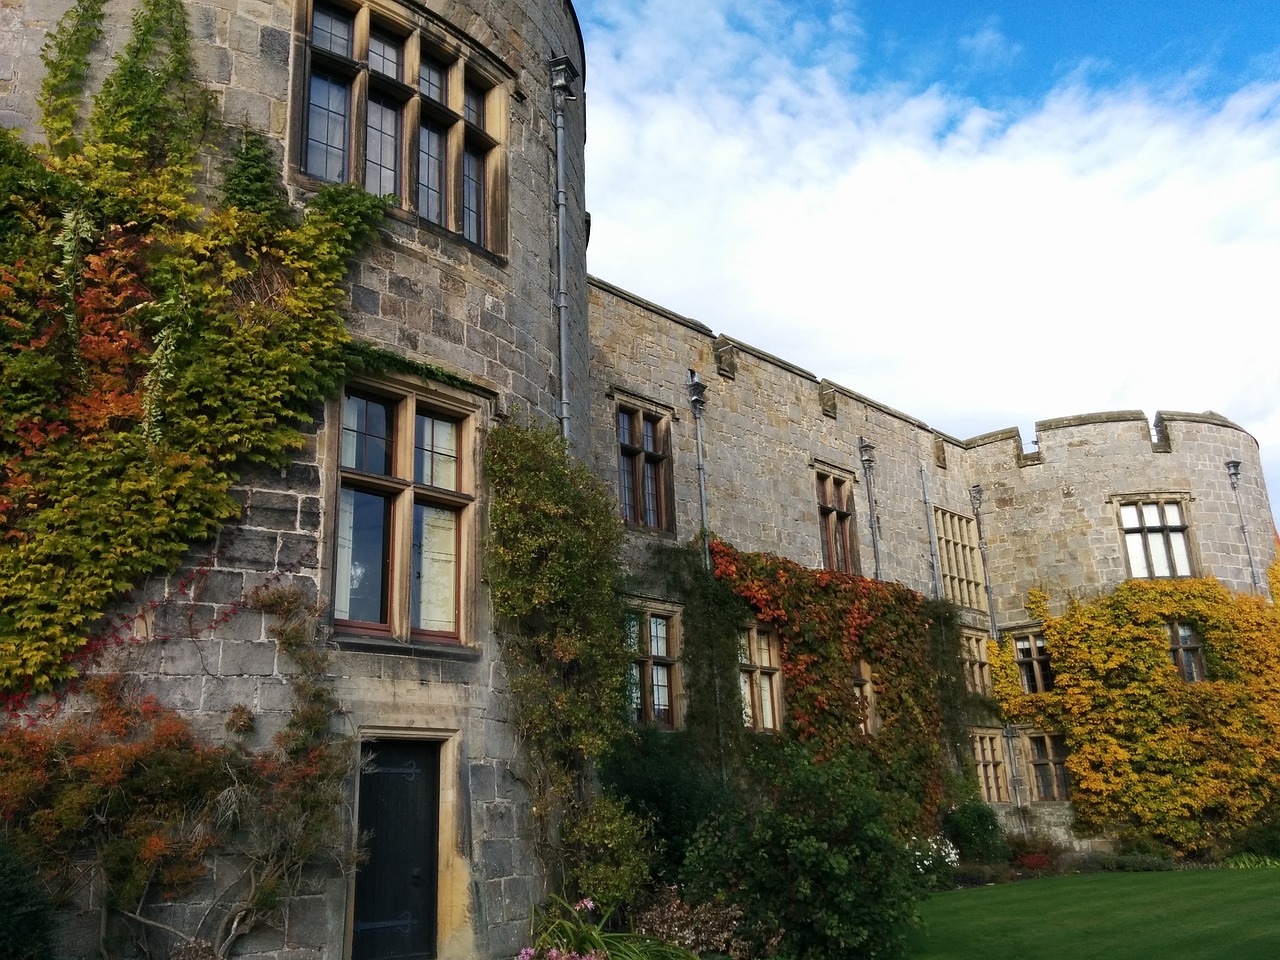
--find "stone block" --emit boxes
[218,527,280,571]
[277,532,320,570]
[243,490,301,532]
[201,675,260,712]
[469,760,496,802]
[286,895,330,948]
[219,640,279,676]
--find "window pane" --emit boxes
[756,632,775,668]
[624,614,640,651]
[419,56,446,101]
[464,83,485,126]
[833,517,848,572]
[1120,504,1140,528]
[1149,535,1172,577]
[462,146,485,244]
[411,504,457,633]
[759,672,776,730]
[1164,502,1183,526]
[368,31,401,79]
[642,459,659,527]
[417,122,446,224]
[306,72,350,182]
[642,418,657,453]
[1143,503,1162,526]
[365,94,402,197]
[816,474,831,507]
[649,616,668,658]
[415,413,458,489]
[311,5,353,55]
[740,672,753,726]
[334,488,390,623]
[618,453,636,523]
[342,394,394,474]
[627,663,642,722]
[651,663,671,723]
[617,410,633,446]
[1125,532,1149,578]
[1169,531,1191,576]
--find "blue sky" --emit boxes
[575,1,1280,522]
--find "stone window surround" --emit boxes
[934,506,988,612]
[288,0,513,257]
[739,621,782,732]
[322,372,484,650]
[972,730,1009,803]
[961,629,993,697]
[1110,492,1196,580]
[624,601,684,728]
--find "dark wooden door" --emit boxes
[353,740,441,960]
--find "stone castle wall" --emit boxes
[3,0,588,957]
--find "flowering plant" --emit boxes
[907,835,960,890]
[526,895,697,960]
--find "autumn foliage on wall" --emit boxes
[992,578,1280,853]
[0,0,385,698]
[709,539,968,833]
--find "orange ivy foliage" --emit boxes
[709,538,961,831]
[992,578,1280,853]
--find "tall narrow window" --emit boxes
[1120,500,1192,578]
[1029,734,1070,801]
[305,6,355,182]
[740,624,781,732]
[365,93,402,196]
[617,406,670,530]
[962,631,993,696]
[624,609,681,727]
[462,146,486,245]
[972,732,1008,803]
[816,471,858,573]
[334,385,472,643]
[1167,622,1206,682]
[1014,632,1054,693]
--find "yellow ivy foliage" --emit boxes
[993,578,1280,854]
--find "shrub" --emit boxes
[907,835,960,891]
[599,729,736,880]
[1072,851,1177,873]
[682,739,918,960]
[0,841,56,960]
[942,796,1010,864]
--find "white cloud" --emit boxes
[579,3,1280,513]
[959,19,1022,72]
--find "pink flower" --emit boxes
[574,898,595,912]
[518,949,535,960]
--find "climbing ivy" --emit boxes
[708,538,973,834]
[992,579,1280,854]
[0,0,386,698]
[484,418,650,905]
[0,585,355,959]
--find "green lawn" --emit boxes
[907,869,1280,959]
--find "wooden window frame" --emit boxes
[625,607,682,728]
[296,0,508,254]
[1013,632,1054,694]
[331,378,477,645]
[617,405,672,532]
[815,469,859,574]
[1029,733,1070,801]
[739,623,782,732]
[1167,621,1206,682]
